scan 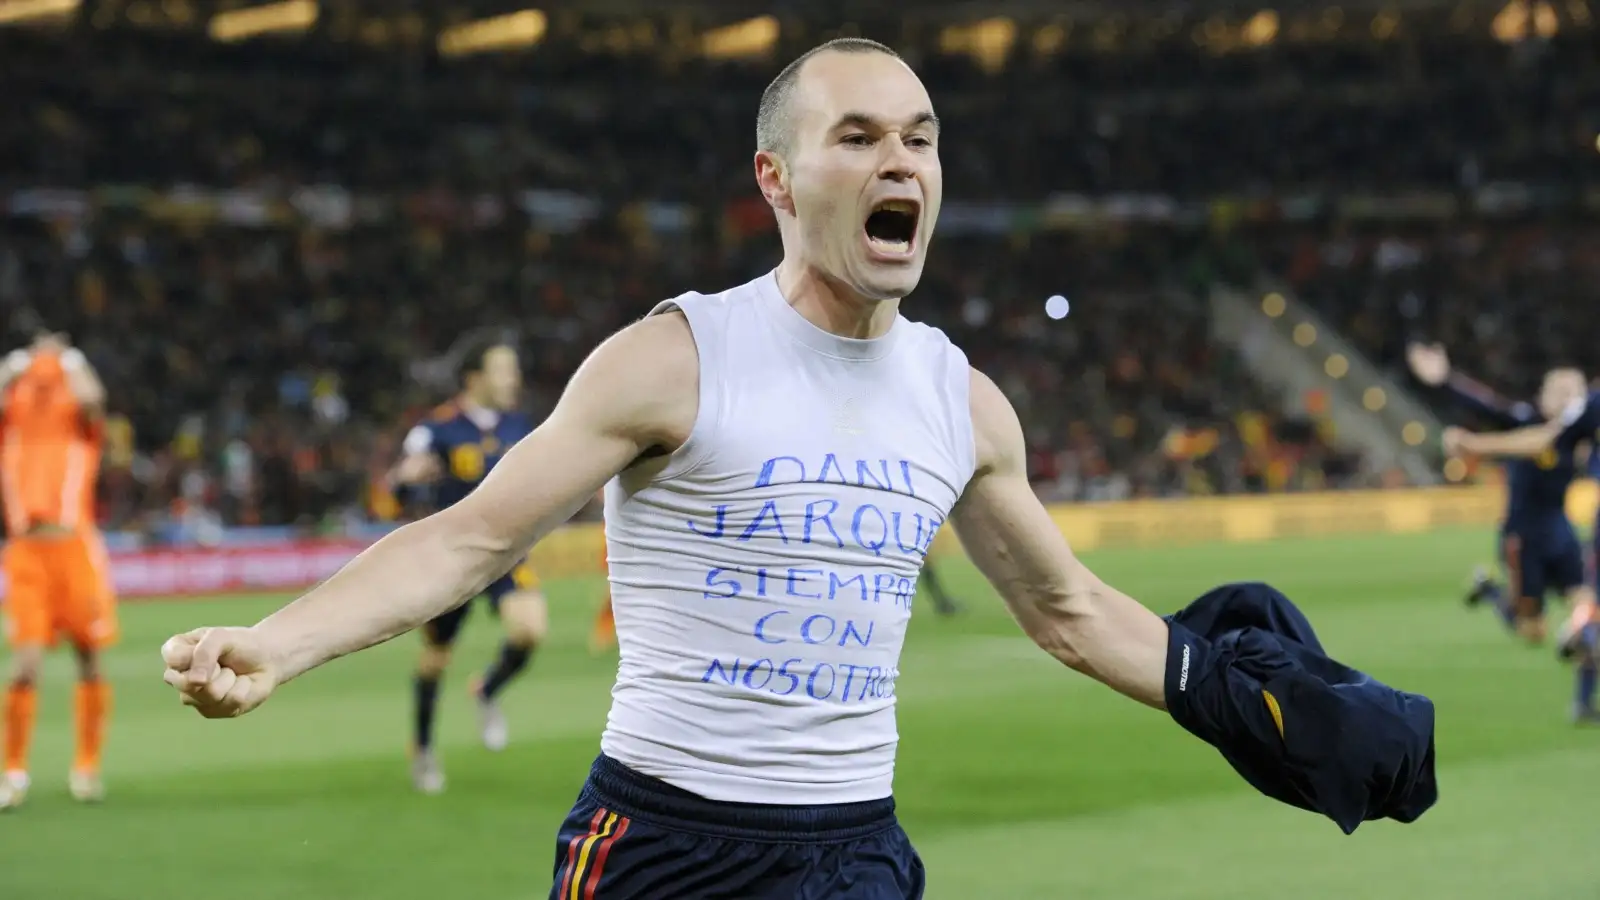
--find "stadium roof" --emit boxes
[340,0,1465,15]
[2,0,1537,56]
[37,0,1485,22]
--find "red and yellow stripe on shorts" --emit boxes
[557,808,631,900]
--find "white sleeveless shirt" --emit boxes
[600,271,976,805]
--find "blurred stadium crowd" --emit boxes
[1,15,1597,533]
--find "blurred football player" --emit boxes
[1410,343,1600,721]
[916,533,963,616]
[0,333,115,809]
[390,338,547,793]
[1557,440,1600,723]
[1408,343,1596,646]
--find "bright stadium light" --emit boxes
[940,18,1017,73]
[1364,387,1387,411]
[1243,9,1279,46]
[1325,354,1349,378]
[1443,457,1467,482]
[1261,292,1286,317]
[1370,10,1400,39]
[702,15,778,60]
[438,9,547,57]
[1402,421,1427,445]
[0,0,80,26]
[1031,20,1069,55]
[1533,0,1560,36]
[209,0,317,43]
[1492,0,1530,42]
[1293,322,1317,346]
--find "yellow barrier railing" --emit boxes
[527,522,608,579]
[530,482,1600,576]
[1038,485,1496,554]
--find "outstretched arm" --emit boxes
[225,313,698,686]
[1451,393,1600,459]
[1451,422,1562,458]
[1437,371,1531,429]
[950,369,1168,709]
[1406,342,1531,428]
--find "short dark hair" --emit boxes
[756,37,901,155]
[457,336,511,387]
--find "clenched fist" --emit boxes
[161,627,281,719]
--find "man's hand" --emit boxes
[1,349,30,380]
[161,627,282,718]
[390,451,442,486]
[1406,342,1450,387]
[1441,426,1469,456]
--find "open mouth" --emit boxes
[863,199,920,258]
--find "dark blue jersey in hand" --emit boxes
[1441,376,1600,527]
[403,402,535,510]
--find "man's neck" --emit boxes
[774,258,900,340]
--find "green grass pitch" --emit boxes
[1,528,1595,899]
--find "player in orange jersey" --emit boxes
[0,333,114,810]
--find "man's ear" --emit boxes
[754,150,794,215]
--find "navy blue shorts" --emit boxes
[1501,520,1585,615]
[423,557,540,646]
[548,755,925,900]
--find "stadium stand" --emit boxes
[4,11,1596,529]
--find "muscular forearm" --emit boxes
[951,472,1170,710]
[990,552,1169,709]
[1033,565,1170,710]
[254,511,521,682]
